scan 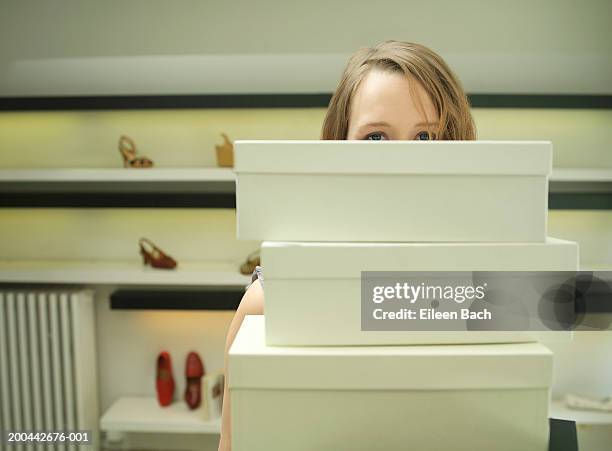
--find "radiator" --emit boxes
[0,288,98,450]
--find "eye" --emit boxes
[365,132,387,141]
[415,131,434,141]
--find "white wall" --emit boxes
[1,0,611,95]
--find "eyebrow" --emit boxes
[357,120,439,131]
[358,121,392,129]
[359,120,439,127]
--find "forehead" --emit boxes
[349,69,438,127]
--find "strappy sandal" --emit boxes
[239,249,260,275]
[215,133,234,167]
[119,135,154,168]
[139,238,177,269]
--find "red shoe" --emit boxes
[156,351,175,407]
[184,352,205,410]
[139,238,178,270]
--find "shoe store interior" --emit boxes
[0,1,611,451]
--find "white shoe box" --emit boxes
[235,140,551,242]
[230,315,552,451]
[262,238,578,346]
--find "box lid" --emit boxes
[229,316,553,391]
[261,237,578,279]
[234,140,552,175]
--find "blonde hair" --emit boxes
[321,41,476,140]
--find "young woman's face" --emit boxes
[346,70,439,141]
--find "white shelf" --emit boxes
[550,168,612,194]
[551,169,612,183]
[100,397,221,434]
[0,168,237,207]
[1,167,609,209]
[1,167,609,184]
[581,263,612,271]
[0,260,250,287]
[0,167,235,183]
[551,399,612,425]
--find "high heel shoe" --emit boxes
[139,238,178,269]
[119,135,154,168]
[214,133,234,168]
[156,351,175,407]
[239,250,260,275]
[184,351,205,410]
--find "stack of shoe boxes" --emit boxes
[230,141,578,451]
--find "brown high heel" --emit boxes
[239,250,260,275]
[119,135,154,168]
[139,238,177,269]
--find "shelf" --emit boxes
[97,399,598,439]
[550,169,612,193]
[0,260,250,287]
[1,167,611,209]
[3,167,609,187]
[100,397,221,434]
[0,168,236,208]
[551,169,612,183]
[98,400,587,440]
[551,400,612,425]
[549,169,612,210]
[581,264,612,272]
[0,168,235,183]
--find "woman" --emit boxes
[218,40,476,451]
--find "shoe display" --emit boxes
[118,135,154,168]
[139,238,178,269]
[239,250,260,275]
[565,393,612,412]
[215,133,234,167]
[184,351,205,410]
[156,351,175,407]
